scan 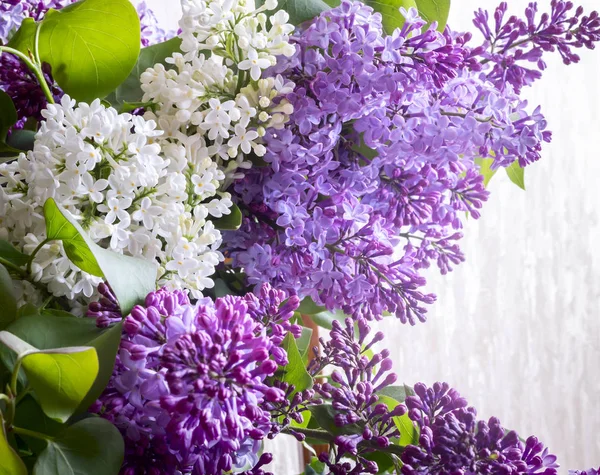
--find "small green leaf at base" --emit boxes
[281,333,313,395]
[33,418,124,475]
[505,160,526,190]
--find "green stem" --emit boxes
[283,426,333,442]
[0,394,10,405]
[12,426,54,442]
[0,46,55,104]
[26,238,51,276]
[10,359,23,398]
[0,257,27,278]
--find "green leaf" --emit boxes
[364,451,395,474]
[297,296,326,315]
[281,333,313,395]
[211,203,242,231]
[304,459,327,475]
[3,312,123,413]
[106,37,182,107]
[378,395,419,446]
[12,0,141,102]
[365,0,418,32]
[506,160,526,190]
[7,18,37,54]
[378,384,415,402]
[0,265,17,329]
[0,415,27,475]
[296,326,313,360]
[21,347,99,423]
[0,241,29,268]
[0,91,18,142]
[309,404,362,436]
[270,0,331,25]
[0,330,99,422]
[291,409,312,429]
[33,417,124,475]
[414,0,450,30]
[309,309,347,330]
[6,130,36,153]
[43,198,157,315]
[475,157,497,188]
[14,396,63,455]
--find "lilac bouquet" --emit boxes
[0,0,598,474]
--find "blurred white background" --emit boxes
[146,0,600,471]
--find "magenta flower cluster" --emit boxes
[223,0,600,325]
[90,285,299,475]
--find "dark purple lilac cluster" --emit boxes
[0,54,63,130]
[223,0,600,324]
[90,285,298,475]
[308,318,406,474]
[473,1,600,93]
[400,382,559,474]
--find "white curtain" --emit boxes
[147,0,600,471]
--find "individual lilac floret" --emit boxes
[401,382,559,474]
[309,318,406,474]
[93,285,294,475]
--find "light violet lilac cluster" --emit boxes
[90,284,300,475]
[223,0,600,325]
[401,382,559,474]
[0,0,173,131]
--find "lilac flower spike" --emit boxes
[401,382,559,474]
[92,285,298,475]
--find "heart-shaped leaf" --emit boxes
[9,0,141,102]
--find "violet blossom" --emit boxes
[89,285,299,475]
[401,382,559,474]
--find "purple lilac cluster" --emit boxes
[401,382,559,474]
[473,1,600,93]
[0,0,173,131]
[89,285,299,475]
[308,318,405,474]
[570,470,600,475]
[224,0,600,325]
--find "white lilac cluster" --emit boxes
[0,96,228,306]
[140,0,296,184]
